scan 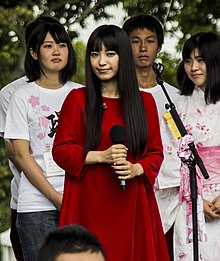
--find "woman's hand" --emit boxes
[85,144,127,165]
[203,198,220,222]
[211,196,220,215]
[101,144,128,164]
[112,159,144,180]
[51,191,63,211]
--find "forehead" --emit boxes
[193,48,200,56]
[43,32,54,42]
[129,28,157,39]
[93,43,107,51]
[189,48,200,58]
[56,252,105,261]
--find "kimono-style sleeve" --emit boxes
[138,92,164,187]
[52,88,87,180]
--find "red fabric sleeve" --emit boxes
[138,92,164,187]
[52,88,87,180]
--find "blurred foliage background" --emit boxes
[0,0,219,241]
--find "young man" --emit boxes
[123,14,180,261]
[37,224,106,261]
[122,14,179,120]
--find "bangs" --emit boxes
[89,27,119,53]
[29,23,69,50]
[182,41,196,60]
[48,25,68,44]
[182,32,204,60]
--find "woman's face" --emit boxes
[184,48,207,91]
[90,44,119,82]
[31,32,69,76]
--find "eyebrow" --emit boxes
[43,40,54,43]
[130,35,156,39]
[192,54,202,59]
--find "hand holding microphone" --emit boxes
[109,125,144,191]
[110,125,127,191]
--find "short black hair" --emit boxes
[37,224,106,261]
[178,31,220,104]
[25,15,61,46]
[25,20,76,83]
[122,14,164,49]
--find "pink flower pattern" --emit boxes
[37,132,46,140]
[159,87,220,260]
[28,95,40,107]
[38,116,50,128]
[178,134,207,243]
[28,95,51,140]
[41,105,50,111]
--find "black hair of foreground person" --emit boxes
[37,224,106,261]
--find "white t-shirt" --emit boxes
[139,82,180,121]
[140,82,180,191]
[0,76,28,209]
[4,81,83,212]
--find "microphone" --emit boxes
[153,62,164,85]
[153,62,164,77]
[110,125,127,191]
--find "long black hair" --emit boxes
[84,24,148,156]
[177,31,220,104]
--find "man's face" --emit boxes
[129,28,161,69]
[56,251,105,261]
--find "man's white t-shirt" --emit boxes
[4,81,83,213]
[139,82,180,121]
[0,76,28,209]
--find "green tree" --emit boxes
[123,0,220,46]
[0,0,121,88]
[73,41,86,85]
[0,6,33,87]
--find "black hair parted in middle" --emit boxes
[25,15,61,47]
[178,31,220,104]
[84,24,148,156]
[25,21,76,84]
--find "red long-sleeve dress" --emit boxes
[52,88,169,261]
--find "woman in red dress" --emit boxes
[52,24,169,261]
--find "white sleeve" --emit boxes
[4,93,30,141]
[0,77,27,137]
[156,114,182,189]
[0,88,11,136]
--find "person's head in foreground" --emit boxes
[37,224,106,261]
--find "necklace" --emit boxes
[101,102,107,110]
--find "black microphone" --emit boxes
[110,125,127,191]
[153,62,164,76]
